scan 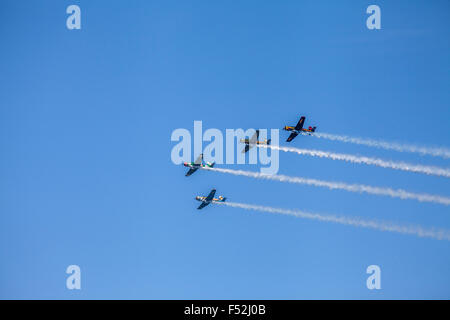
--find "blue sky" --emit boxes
[1,0,449,299]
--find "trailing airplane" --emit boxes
[283,116,317,142]
[195,189,227,210]
[240,129,271,153]
[183,153,215,176]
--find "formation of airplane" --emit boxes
[283,116,317,142]
[183,115,317,210]
[183,153,215,176]
[241,130,271,153]
[195,188,227,210]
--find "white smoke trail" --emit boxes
[313,132,450,159]
[258,144,450,178]
[216,201,450,241]
[202,167,450,206]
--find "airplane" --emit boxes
[183,153,215,176]
[195,188,227,210]
[283,116,317,142]
[240,129,271,153]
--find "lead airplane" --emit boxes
[283,116,317,142]
[195,189,227,210]
[240,129,271,153]
[183,153,215,176]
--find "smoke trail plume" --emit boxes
[313,132,450,159]
[202,167,450,206]
[217,201,450,241]
[258,145,450,178]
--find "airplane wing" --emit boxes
[242,144,251,153]
[197,202,210,210]
[286,132,299,142]
[194,153,203,165]
[249,130,259,145]
[295,117,305,130]
[185,167,198,176]
[205,189,216,201]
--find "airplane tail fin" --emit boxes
[219,196,227,202]
[207,161,215,168]
[312,126,317,132]
[267,139,271,145]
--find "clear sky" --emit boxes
[1,0,449,299]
